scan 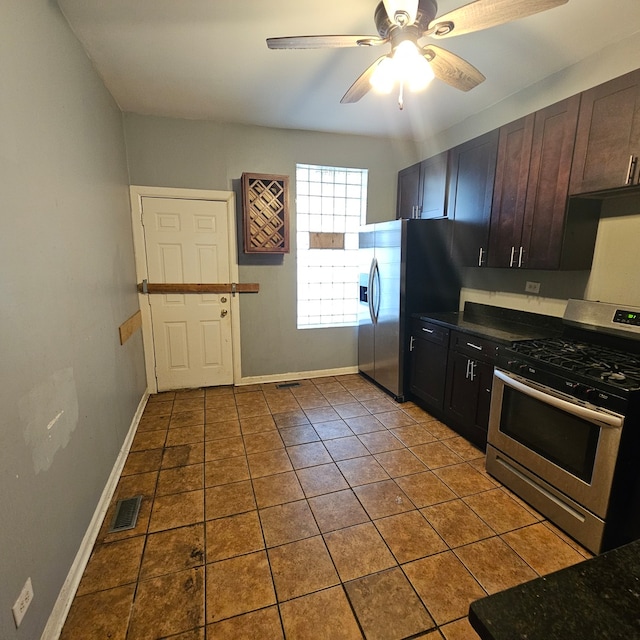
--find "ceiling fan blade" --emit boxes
[267,35,385,49]
[428,0,568,38]
[424,45,485,91]
[383,0,419,25]
[341,56,387,104]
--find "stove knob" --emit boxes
[584,387,598,400]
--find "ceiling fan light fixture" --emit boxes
[370,56,396,93]
[394,40,434,91]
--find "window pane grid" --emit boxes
[296,164,368,329]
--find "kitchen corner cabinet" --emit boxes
[397,151,448,219]
[569,68,640,195]
[488,95,596,269]
[444,331,498,449]
[448,130,499,268]
[409,319,449,410]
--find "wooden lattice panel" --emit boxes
[241,172,290,253]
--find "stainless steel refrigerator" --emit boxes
[358,218,460,400]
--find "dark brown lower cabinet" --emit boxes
[409,319,449,410]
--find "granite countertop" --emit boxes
[469,539,640,640]
[415,302,563,345]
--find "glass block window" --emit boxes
[296,164,368,329]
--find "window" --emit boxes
[296,164,368,329]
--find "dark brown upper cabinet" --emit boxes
[448,130,499,268]
[397,151,448,219]
[570,68,640,195]
[489,95,597,270]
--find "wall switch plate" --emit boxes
[12,577,33,628]
[525,281,541,294]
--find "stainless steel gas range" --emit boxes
[486,299,640,554]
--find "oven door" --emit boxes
[488,369,624,519]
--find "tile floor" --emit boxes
[60,374,592,640]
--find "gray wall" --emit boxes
[0,2,146,638]
[124,116,418,378]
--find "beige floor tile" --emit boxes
[395,471,457,508]
[374,449,429,477]
[403,552,487,626]
[206,511,264,562]
[442,436,484,461]
[259,499,320,547]
[206,551,276,623]
[204,419,241,441]
[139,524,205,579]
[122,449,164,475]
[76,537,145,595]
[240,414,278,434]
[343,414,387,435]
[169,409,205,429]
[113,470,158,500]
[173,397,205,413]
[454,537,537,594]
[334,402,370,419]
[131,429,167,452]
[59,584,135,640]
[401,404,438,423]
[205,480,256,519]
[162,443,204,468]
[252,470,305,508]
[308,489,370,533]
[204,456,249,487]
[206,606,283,639]
[323,390,358,406]
[204,436,245,462]
[143,401,173,417]
[501,522,585,574]
[206,407,239,423]
[157,463,204,495]
[137,414,171,432]
[353,479,415,519]
[374,510,447,563]
[313,420,355,440]
[345,567,435,640]
[463,488,538,533]
[337,456,390,487]
[361,397,399,414]
[391,424,437,447]
[440,618,482,640]
[165,425,205,447]
[424,421,459,439]
[422,500,495,548]
[279,425,320,446]
[410,442,465,469]
[296,462,349,498]
[148,489,204,532]
[324,522,397,582]
[433,463,496,497]
[128,567,204,639]
[279,586,364,640]
[358,430,404,454]
[322,436,369,461]
[268,535,340,601]
[243,430,284,454]
[247,449,293,477]
[376,410,417,429]
[273,410,310,428]
[287,441,332,469]
[305,406,341,423]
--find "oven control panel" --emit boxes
[613,310,640,327]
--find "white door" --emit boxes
[141,196,234,391]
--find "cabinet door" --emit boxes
[397,163,421,219]
[448,130,499,267]
[419,151,448,219]
[473,360,494,434]
[410,337,449,410]
[444,351,478,426]
[569,68,640,195]
[488,116,534,268]
[521,95,580,269]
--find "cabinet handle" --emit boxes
[509,246,516,267]
[465,359,471,379]
[409,336,415,352]
[470,361,476,381]
[466,342,483,351]
[625,155,638,185]
[478,247,484,267]
[421,327,434,334]
[518,246,524,268]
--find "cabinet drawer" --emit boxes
[450,330,499,362]
[412,319,449,347]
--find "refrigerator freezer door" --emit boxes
[358,228,375,380]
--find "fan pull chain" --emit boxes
[398,81,405,110]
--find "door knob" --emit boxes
[220,296,227,303]
[220,309,228,318]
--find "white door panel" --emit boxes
[141,196,233,391]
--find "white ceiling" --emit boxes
[57,0,640,139]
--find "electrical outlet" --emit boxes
[12,577,33,628]
[525,281,541,294]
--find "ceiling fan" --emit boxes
[267,0,569,108]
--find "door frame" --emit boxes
[129,185,242,393]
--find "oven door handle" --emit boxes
[494,369,624,428]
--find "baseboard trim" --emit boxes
[41,390,150,640]
[238,365,359,386]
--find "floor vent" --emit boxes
[276,382,301,389]
[108,496,142,533]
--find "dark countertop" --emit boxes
[469,539,640,640]
[414,302,563,345]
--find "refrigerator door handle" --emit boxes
[368,258,377,324]
[372,259,381,323]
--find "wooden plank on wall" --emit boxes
[309,232,345,249]
[119,310,142,345]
